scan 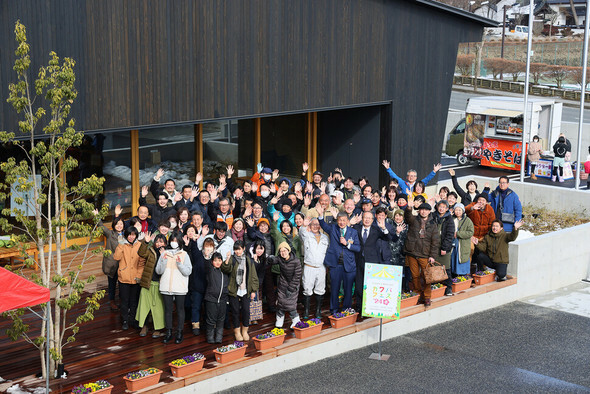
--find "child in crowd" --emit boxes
[227,241,259,341]
[204,252,232,343]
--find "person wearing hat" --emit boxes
[245,216,277,311]
[360,197,374,213]
[396,193,409,211]
[301,162,323,198]
[330,190,344,210]
[267,191,296,227]
[451,203,474,277]
[465,193,495,271]
[433,200,455,296]
[403,202,440,307]
[250,164,278,197]
[268,241,302,328]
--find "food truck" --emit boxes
[463,96,562,172]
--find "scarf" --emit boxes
[231,227,245,242]
[235,254,247,296]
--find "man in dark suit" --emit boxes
[353,211,394,309]
[316,204,361,315]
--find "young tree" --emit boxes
[546,65,570,89]
[505,60,526,82]
[568,67,590,90]
[483,58,510,80]
[0,21,106,379]
[456,54,476,76]
[529,63,548,85]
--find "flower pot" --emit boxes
[328,313,358,329]
[473,273,495,285]
[293,322,323,339]
[430,286,446,299]
[169,359,205,378]
[253,334,286,351]
[123,370,162,392]
[400,295,420,308]
[452,278,472,293]
[213,346,247,364]
[72,385,113,394]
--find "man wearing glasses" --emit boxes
[489,176,522,233]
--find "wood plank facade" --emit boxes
[0,0,494,185]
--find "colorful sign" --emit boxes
[480,138,525,171]
[362,263,402,320]
[464,113,485,159]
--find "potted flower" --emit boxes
[214,341,247,364]
[71,380,112,394]
[123,368,162,392]
[473,269,496,285]
[451,275,473,292]
[293,318,323,339]
[253,328,286,351]
[400,291,420,308]
[169,353,205,378]
[430,283,446,299]
[328,308,358,329]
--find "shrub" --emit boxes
[456,54,475,76]
[567,67,590,89]
[546,65,572,88]
[483,57,510,79]
[504,60,526,82]
[530,63,548,85]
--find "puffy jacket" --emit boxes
[466,202,496,239]
[155,248,192,295]
[204,257,232,303]
[137,240,161,289]
[433,211,455,268]
[477,228,519,264]
[489,187,522,232]
[187,240,207,294]
[113,241,144,284]
[268,252,302,312]
[101,222,123,278]
[227,255,259,297]
[403,207,440,260]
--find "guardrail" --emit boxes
[453,75,590,101]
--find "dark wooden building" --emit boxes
[0,0,495,213]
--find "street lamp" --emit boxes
[468,1,476,54]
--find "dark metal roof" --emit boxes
[414,0,500,26]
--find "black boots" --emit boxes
[315,295,323,317]
[206,328,215,344]
[162,329,173,344]
[174,330,183,344]
[214,327,224,344]
[303,296,311,320]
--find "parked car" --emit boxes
[444,118,470,165]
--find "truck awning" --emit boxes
[479,109,523,117]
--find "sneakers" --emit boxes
[275,314,285,328]
[551,175,557,182]
[290,316,301,329]
[139,326,148,337]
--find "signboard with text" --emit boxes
[362,263,402,320]
[480,137,525,171]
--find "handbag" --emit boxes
[249,296,263,322]
[424,261,448,284]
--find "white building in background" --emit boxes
[473,0,586,27]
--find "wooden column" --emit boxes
[130,129,139,215]
[254,118,261,168]
[306,112,318,177]
[194,124,203,189]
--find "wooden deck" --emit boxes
[0,248,517,393]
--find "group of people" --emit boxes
[100,159,523,343]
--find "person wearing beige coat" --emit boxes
[527,136,543,180]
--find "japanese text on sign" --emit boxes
[362,263,402,320]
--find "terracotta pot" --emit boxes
[169,359,205,378]
[430,285,446,299]
[473,273,495,285]
[253,334,286,351]
[400,295,420,308]
[213,346,247,364]
[293,322,323,339]
[451,278,472,293]
[328,313,358,329]
[72,385,113,394]
[123,370,162,392]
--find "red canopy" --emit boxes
[0,266,50,313]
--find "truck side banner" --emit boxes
[464,113,485,158]
[480,138,525,170]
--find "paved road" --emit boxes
[450,90,590,124]
[224,298,590,393]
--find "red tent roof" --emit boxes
[0,266,50,313]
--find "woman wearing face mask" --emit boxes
[155,233,192,344]
[136,233,167,338]
[95,205,125,311]
[113,227,144,330]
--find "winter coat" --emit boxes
[403,207,440,260]
[553,140,569,158]
[114,241,144,284]
[433,211,455,268]
[197,234,235,260]
[268,252,302,312]
[375,221,397,264]
[527,141,543,162]
[101,222,123,278]
[138,195,177,226]
[454,215,474,264]
[450,175,490,205]
[489,187,522,232]
[227,255,259,297]
[466,201,496,239]
[187,240,207,294]
[248,245,267,289]
[298,226,329,267]
[477,228,519,264]
[386,168,436,193]
[137,240,161,289]
[388,224,408,266]
[204,257,232,303]
[270,221,302,273]
[155,248,192,295]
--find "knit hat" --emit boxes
[257,218,270,227]
[475,192,488,202]
[418,203,432,211]
[454,203,465,212]
[393,209,404,217]
[278,241,291,253]
[397,193,408,201]
[277,177,292,188]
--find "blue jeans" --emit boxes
[190,291,204,323]
[329,265,356,314]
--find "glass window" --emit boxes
[261,114,306,177]
[99,131,132,215]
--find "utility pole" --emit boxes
[501,5,507,79]
[575,0,590,190]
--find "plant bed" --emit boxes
[71,379,113,394]
[400,291,420,308]
[169,353,205,378]
[293,318,323,339]
[328,308,358,329]
[214,341,247,364]
[430,284,446,299]
[253,328,286,351]
[451,276,473,293]
[123,368,162,392]
[473,270,496,285]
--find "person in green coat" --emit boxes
[475,219,522,281]
[451,203,474,276]
[270,211,302,276]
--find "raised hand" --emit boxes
[382,160,390,169]
[183,235,190,246]
[226,165,234,178]
[273,211,280,222]
[144,231,152,243]
[276,188,284,199]
[433,163,442,172]
[257,162,263,173]
[350,214,362,225]
[272,169,280,181]
[209,186,219,201]
[243,205,252,218]
[328,206,339,218]
[155,168,165,181]
[305,182,313,194]
[141,185,149,198]
[174,192,183,202]
[270,195,279,205]
[201,225,209,237]
[319,182,327,193]
[195,172,203,184]
[303,194,312,207]
[245,217,255,227]
[448,168,455,177]
[396,223,407,234]
[514,219,524,230]
[302,162,309,173]
[315,203,324,216]
[219,174,227,184]
[191,189,199,200]
[340,236,347,246]
[114,204,122,217]
[294,182,302,192]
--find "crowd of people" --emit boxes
[99,160,523,344]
